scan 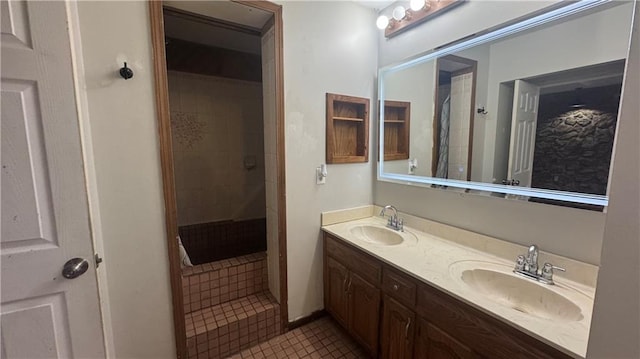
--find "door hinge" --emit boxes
[95,253,103,268]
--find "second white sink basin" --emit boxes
[349,224,416,246]
[450,261,589,322]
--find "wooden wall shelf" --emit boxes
[381,100,411,161]
[326,93,370,164]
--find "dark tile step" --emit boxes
[186,291,281,359]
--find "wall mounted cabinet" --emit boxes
[326,93,370,163]
[381,100,411,160]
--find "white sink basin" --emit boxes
[450,261,588,322]
[349,224,416,246]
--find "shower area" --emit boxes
[165,14,267,267]
[160,3,283,358]
[169,66,267,265]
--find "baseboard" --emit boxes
[287,309,327,331]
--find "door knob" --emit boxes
[62,258,89,279]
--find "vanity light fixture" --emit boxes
[376,15,390,29]
[392,5,407,21]
[410,0,427,11]
[378,0,464,38]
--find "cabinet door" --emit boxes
[348,272,381,356]
[414,318,479,359]
[326,257,349,328]
[381,296,415,359]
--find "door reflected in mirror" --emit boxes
[378,1,634,208]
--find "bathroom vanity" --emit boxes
[321,207,596,359]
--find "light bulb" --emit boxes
[410,0,426,11]
[376,15,389,29]
[392,6,406,21]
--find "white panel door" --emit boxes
[1,1,106,358]
[507,79,540,187]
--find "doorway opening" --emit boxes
[149,2,287,358]
[432,55,477,181]
[495,60,624,209]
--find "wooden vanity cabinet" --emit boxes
[381,295,415,359]
[348,273,381,354]
[323,233,574,359]
[324,235,381,357]
[326,257,349,328]
[415,283,570,359]
[414,318,480,359]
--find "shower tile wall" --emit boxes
[168,71,266,226]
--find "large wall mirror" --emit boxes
[378,0,634,209]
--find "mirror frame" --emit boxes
[378,0,631,207]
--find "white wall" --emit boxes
[373,1,625,265]
[76,2,175,358]
[587,2,639,356]
[278,1,378,321]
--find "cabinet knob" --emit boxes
[393,284,399,291]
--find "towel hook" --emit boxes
[119,62,134,80]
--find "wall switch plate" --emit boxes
[316,166,327,184]
[408,158,418,175]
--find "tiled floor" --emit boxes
[227,317,369,359]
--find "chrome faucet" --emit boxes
[514,244,566,285]
[379,205,403,231]
[526,245,539,274]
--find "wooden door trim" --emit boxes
[149,2,288,357]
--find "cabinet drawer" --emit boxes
[325,235,381,285]
[382,266,416,307]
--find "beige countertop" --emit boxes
[321,206,597,358]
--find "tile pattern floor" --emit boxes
[227,317,369,359]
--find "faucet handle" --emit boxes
[514,255,525,271]
[541,263,566,282]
